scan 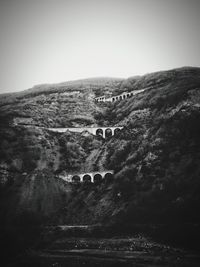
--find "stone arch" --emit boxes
[83,174,91,183]
[104,172,114,183]
[114,128,121,136]
[72,175,80,183]
[96,128,103,137]
[105,128,112,138]
[94,173,103,184]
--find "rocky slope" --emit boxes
[0,67,200,238]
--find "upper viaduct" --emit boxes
[59,170,114,183]
[95,88,146,103]
[48,127,123,138]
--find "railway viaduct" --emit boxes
[48,127,123,138]
[59,170,114,183]
[95,88,146,103]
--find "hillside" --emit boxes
[0,67,200,248]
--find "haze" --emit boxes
[0,0,200,93]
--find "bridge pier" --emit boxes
[102,129,106,139]
[80,174,84,182]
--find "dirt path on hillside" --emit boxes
[81,146,107,172]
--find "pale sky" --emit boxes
[0,0,200,93]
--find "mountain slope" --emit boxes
[0,67,200,232]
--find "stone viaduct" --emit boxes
[59,170,114,183]
[95,88,146,103]
[48,127,123,138]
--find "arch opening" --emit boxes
[123,95,126,99]
[83,174,91,183]
[94,173,103,184]
[96,128,103,137]
[105,128,112,138]
[119,95,122,100]
[112,98,115,102]
[104,173,114,183]
[72,175,80,183]
[114,128,121,136]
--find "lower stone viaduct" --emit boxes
[59,170,114,183]
[48,127,123,138]
[95,88,146,103]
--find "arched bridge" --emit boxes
[59,170,114,183]
[48,127,123,138]
[95,88,146,103]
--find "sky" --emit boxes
[0,0,200,93]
